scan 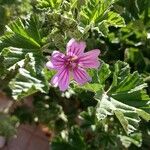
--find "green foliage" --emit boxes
[0,0,150,149]
[0,15,49,99]
[0,114,18,138]
[95,61,150,134]
[33,94,67,130]
[56,61,150,148]
[52,127,86,150]
[119,133,142,148]
[78,0,125,37]
[80,61,111,92]
[37,0,63,9]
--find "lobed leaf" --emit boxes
[95,61,150,134]
[79,0,125,37]
[0,15,49,100]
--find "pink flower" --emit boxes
[46,38,100,91]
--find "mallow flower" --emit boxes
[46,38,100,91]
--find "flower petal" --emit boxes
[72,67,91,85]
[46,61,54,69]
[46,51,65,70]
[51,67,70,91]
[78,49,100,69]
[66,38,86,57]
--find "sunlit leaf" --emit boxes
[0,15,49,100]
[95,61,150,134]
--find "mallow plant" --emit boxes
[0,0,150,149]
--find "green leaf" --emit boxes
[9,53,49,100]
[0,15,49,100]
[79,61,111,92]
[107,11,125,27]
[80,0,117,24]
[136,109,150,121]
[79,0,125,36]
[94,21,109,37]
[95,61,150,134]
[1,47,41,71]
[0,16,42,50]
[118,133,142,148]
[96,93,141,134]
[98,61,111,86]
[37,0,63,9]
[109,61,149,102]
[79,83,103,93]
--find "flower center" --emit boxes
[65,56,78,69]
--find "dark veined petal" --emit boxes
[78,49,100,69]
[72,67,91,85]
[66,38,86,57]
[46,51,65,70]
[51,67,70,91]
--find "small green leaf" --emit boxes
[37,0,63,9]
[107,11,125,27]
[79,61,111,92]
[98,61,111,86]
[136,109,150,121]
[119,133,142,148]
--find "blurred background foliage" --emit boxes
[0,0,150,149]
